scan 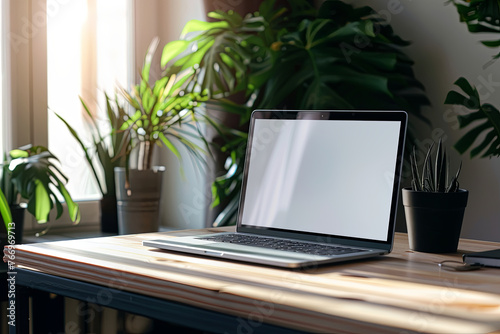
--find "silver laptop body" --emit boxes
[143,110,407,268]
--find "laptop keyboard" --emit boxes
[199,234,365,256]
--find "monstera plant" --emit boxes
[446,0,500,158]
[161,0,430,225]
[0,145,80,243]
[449,0,500,59]
[1,146,80,224]
[445,77,500,157]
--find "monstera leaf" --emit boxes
[445,77,500,158]
[161,12,268,100]
[8,146,80,224]
[450,0,500,59]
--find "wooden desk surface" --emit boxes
[13,227,500,334]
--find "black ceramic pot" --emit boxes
[100,195,119,234]
[0,205,26,248]
[402,188,468,253]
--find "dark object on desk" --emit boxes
[438,260,483,271]
[402,188,468,253]
[100,195,118,234]
[463,249,500,268]
[402,140,468,253]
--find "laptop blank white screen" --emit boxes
[240,117,401,242]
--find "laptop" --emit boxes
[144,110,407,268]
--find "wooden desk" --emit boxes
[11,227,500,333]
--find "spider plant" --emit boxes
[409,139,461,193]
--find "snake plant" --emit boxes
[410,139,461,193]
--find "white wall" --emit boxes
[351,0,500,241]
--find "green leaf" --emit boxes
[447,161,462,193]
[454,121,491,154]
[410,147,421,191]
[57,180,80,224]
[32,180,51,223]
[457,110,486,128]
[422,143,435,191]
[80,97,104,141]
[53,111,105,195]
[436,142,447,193]
[446,76,500,158]
[180,19,228,38]
[0,189,12,231]
[481,39,500,47]
[9,149,29,159]
[481,137,500,157]
[470,129,496,158]
[444,90,477,108]
[158,132,181,160]
[161,40,190,68]
[454,77,479,100]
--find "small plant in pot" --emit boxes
[402,140,468,253]
[115,38,214,234]
[0,145,80,247]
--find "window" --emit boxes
[7,0,209,230]
[47,0,133,201]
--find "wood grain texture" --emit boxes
[12,228,500,333]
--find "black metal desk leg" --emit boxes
[31,290,64,334]
[11,282,30,334]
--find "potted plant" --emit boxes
[0,145,80,247]
[115,38,214,234]
[402,140,468,253]
[161,0,430,225]
[54,93,127,234]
